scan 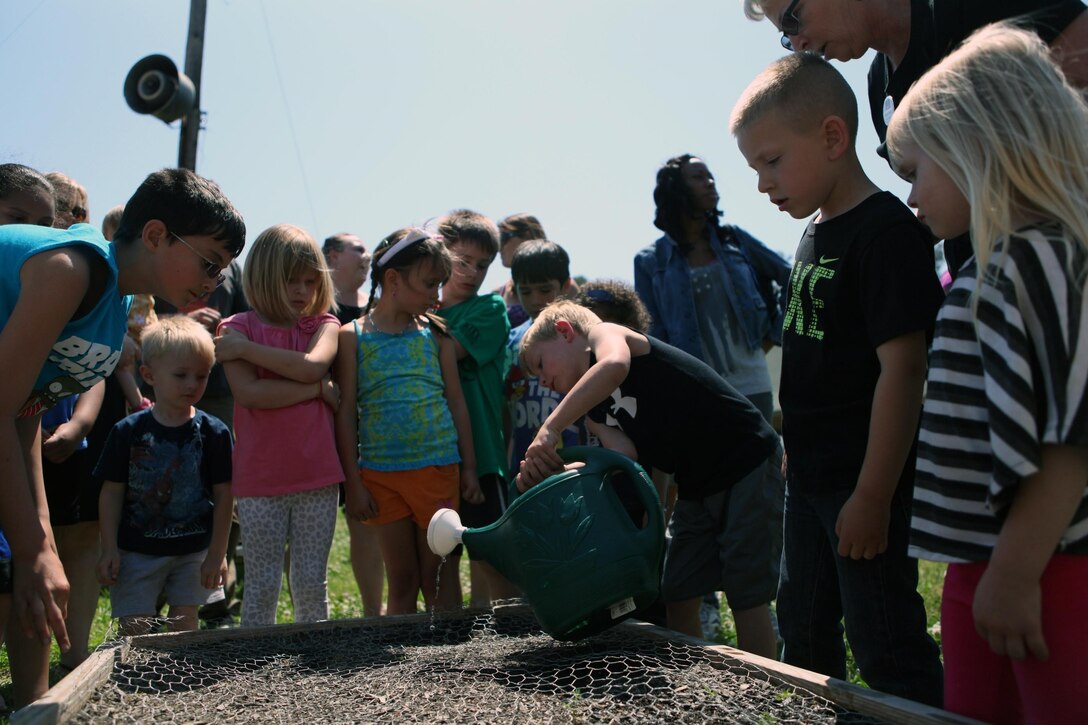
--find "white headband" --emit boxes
[375,227,433,268]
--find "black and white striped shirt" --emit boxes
[911,225,1088,563]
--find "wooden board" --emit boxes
[13,610,983,725]
[625,621,984,725]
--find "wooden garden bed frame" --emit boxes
[12,609,982,725]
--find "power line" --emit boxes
[257,0,319,233]
[0,0,50,52]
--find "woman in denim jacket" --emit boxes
[635,155,790,391]
[634,153,790,658]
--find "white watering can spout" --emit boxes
[427,508,466,556]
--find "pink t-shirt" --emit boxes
[220,311,342,497]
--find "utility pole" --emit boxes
[178,0,208,171]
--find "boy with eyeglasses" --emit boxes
[0,167,244,691]
[435,209,514,606]
[731,53,943,705]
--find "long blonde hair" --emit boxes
[886,24,1088,277]
[243,224,335,325]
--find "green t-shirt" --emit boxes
[437,293,511,479]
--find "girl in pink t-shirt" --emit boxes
[216,224,342,626]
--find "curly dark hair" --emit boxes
[652,154,722,250]
[575,279,652,334]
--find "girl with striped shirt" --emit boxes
[887,24,1088,724]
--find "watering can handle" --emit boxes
[558,446,663,528]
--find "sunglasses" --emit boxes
[779,0,801,50]
[170,231,226,286]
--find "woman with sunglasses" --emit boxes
[633,154,791,658]
[45,172,88,230]
[741,0,1088,277]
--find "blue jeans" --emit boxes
[777,480,943,707]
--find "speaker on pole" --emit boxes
[123,54,196,124]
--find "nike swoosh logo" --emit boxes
[818,255,839,264]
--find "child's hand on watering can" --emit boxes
[516,426,565,491]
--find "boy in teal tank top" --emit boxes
[0,166,244,677]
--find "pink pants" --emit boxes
[942,555,1088,724]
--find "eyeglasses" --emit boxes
[779,0,801,50]
[170,231,225,286]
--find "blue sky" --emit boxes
[1,0,905,293]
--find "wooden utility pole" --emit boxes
[178,0,208,171]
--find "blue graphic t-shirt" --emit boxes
[0,223,132,418]
[505,320,583,476]
[94,409,233,556]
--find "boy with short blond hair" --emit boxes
[517,301,779,637]
[731,53,943,705]
[96,315,234,636]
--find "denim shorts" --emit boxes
[661,443,785,610]
[110,549,224,617]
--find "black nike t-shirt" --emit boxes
[779,192,943,491]
[587,336,777,500]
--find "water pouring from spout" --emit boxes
[427,508,466,557]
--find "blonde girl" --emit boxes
[216,224,343,626]
[334,227,483,615]
[887,25,1088,724]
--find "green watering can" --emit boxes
[427,446,665,641]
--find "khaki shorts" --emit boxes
[110,549,224,618]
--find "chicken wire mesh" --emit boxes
[69,608,888,724]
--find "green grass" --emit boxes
[705,560,946,688]
[0,515,946,712]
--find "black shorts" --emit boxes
[0,557,12,594]
[460,474,510,555]
[43,448,102,526]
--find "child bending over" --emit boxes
[516,301,778,640]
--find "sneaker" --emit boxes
[699,592,721,641]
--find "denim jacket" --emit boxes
[633,224,791,355]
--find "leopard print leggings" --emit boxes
[236,485,339,626]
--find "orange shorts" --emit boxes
[360,464,460,527]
